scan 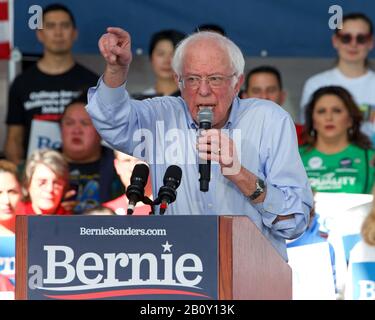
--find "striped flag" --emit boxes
[0,0,10,60]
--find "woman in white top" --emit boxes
[300,13,375,139]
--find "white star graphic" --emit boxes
[162,241,173,252]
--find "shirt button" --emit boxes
[208,203,213,208]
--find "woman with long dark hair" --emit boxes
[300,86,375,194]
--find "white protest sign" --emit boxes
[27,119,62,157]
[287,242,336,300]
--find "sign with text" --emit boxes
[26,216,218,300]
[0,236,15,300]
[27,120,62,158]
[352,262,375,300]
[314,192,372,294]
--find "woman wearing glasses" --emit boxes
[300,13,375,143]
[300,86,375,194]
[16,149,71,215]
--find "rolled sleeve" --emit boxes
[252,109,313,239]
[254,185,310,239]
[253,183,285,222]
[253,182,310,239]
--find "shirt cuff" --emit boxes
[96,76,127,106]
[253,183,285,227]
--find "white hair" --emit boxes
[172,31,245,80]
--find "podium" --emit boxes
[16,215,291,300]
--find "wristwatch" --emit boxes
[248,178,265,201]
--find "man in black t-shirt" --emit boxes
[5,4,98,165]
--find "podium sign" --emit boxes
[22,216,218,300]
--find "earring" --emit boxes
[348,128,354,137]
[310,129,316,137]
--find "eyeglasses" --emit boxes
[179,73,236,89]
[336,32,372,45]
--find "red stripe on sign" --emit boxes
[44,288,212,300]
[0,3,8,20]
[33,114,63,121]
[0,42,10,60]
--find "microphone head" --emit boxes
[163,165,182,188]
[198,107,213,124]
[130,163,149,187]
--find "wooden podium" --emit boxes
[16,215,291,300]
[219,216,291,299]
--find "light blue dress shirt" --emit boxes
[87,79,313,261]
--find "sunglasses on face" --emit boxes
[336,33,372,45]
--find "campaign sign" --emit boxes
[27,120,62,158]
[352,262,375,299]
[26,216,218,300]
[342,234,362,264]
[0,236,15,282]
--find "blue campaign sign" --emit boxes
[27,216,218,300]
[342,234,362,263]
[352,262,375,299]
[0,236,15,287]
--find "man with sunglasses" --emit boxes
[86,27,313,261]
[300,13,375,144]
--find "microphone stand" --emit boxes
[142,196,155,215]
[152,196,165,215]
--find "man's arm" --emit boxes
[197,129,267,203]
[197,121,312,238]
[224,166,294,223]
[4,125,24,165]
[98,27,133,88]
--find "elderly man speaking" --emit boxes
[86,27,313,261]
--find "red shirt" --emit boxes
[0,215,15,234]
[15,202,72,215]
[103,195,151,215]
[295,123,305,146]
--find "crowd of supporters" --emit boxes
[1,3,375,299]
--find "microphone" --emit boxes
[126,163,149,215]
[198,107,213,192]
[156,165,182,215]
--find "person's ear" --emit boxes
[36,29,44,44]
[73,29,78,42]
[173,73,179,84]
[367,35,374,51]
[174,73,183,91]
[234,74,244,94]
[332,34,340,50]
[279,90,287,106]
[241,91,249,98]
